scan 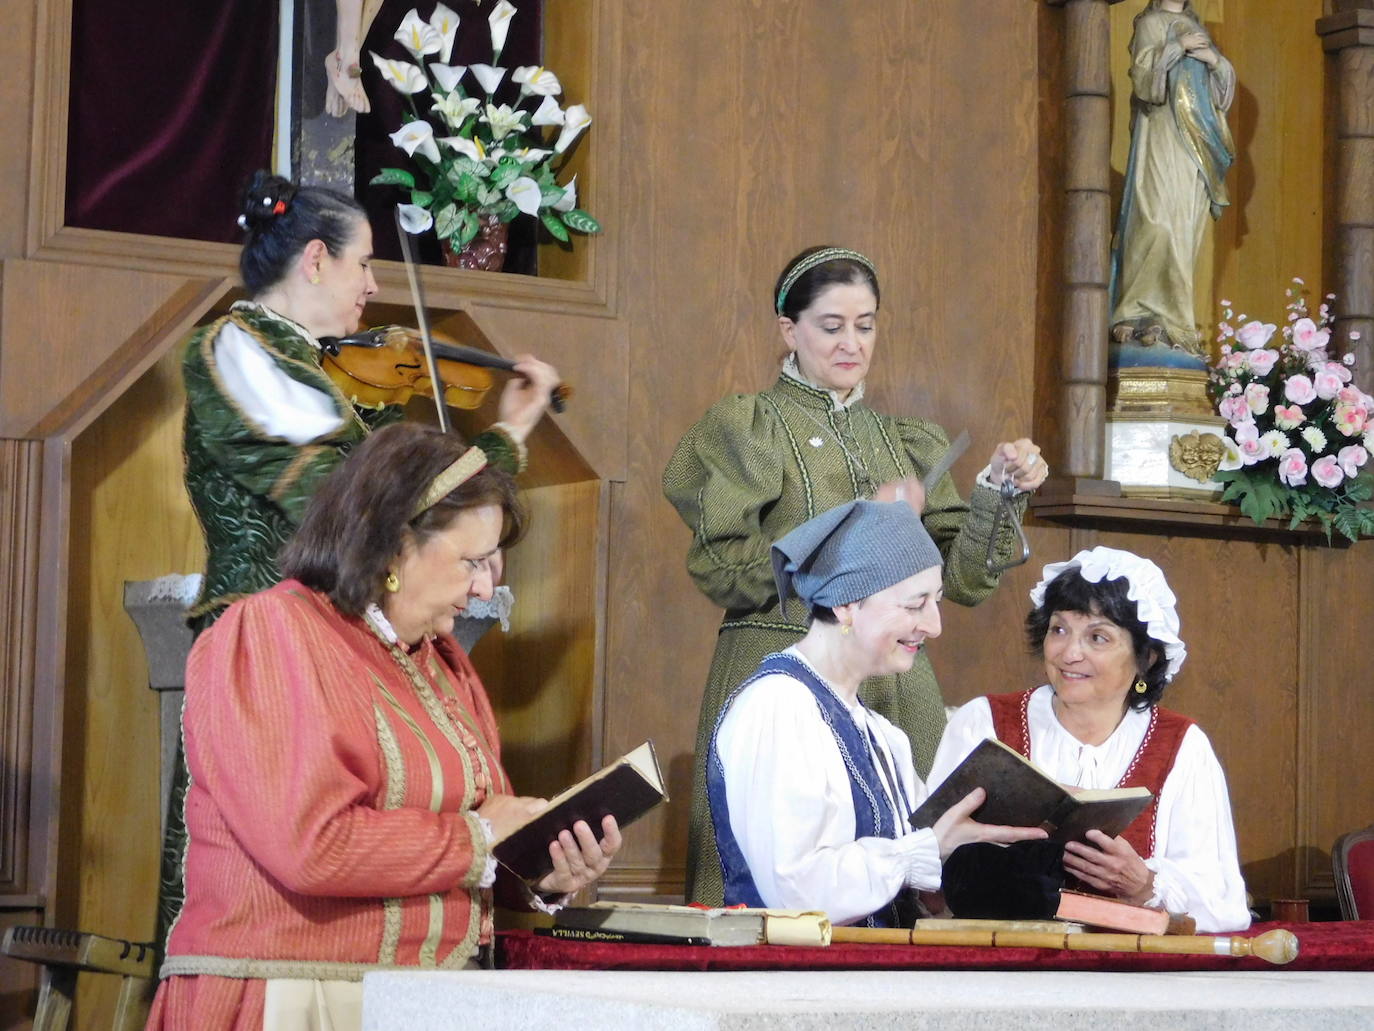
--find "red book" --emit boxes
[1056,890,1193,935]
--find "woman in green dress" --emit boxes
[663,246,1048,905]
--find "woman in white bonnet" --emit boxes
[929,546,1251,932]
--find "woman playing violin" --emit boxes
[182,170,559,636]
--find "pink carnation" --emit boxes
[1278,448,1308,486]
[1236,423,1264,466]
[1244,382,1270,415]
[1315,369,1345,400]
[1236,320,1277,350]
[1274,404,1305,430]
[1334,401,1368,437]
[1292,317,1331,352]
[1338,444,1369,478]
[1245,349,1279,376]
[1312,455,1345,489]
[1218,395,1253,426]
[1326,361,1353,385]
[1284,375,1317,405]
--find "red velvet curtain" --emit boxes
[65,0,280,243]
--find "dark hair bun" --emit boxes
[237,170,299,233]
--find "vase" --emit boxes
[442,214,509,272]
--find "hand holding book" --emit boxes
[932,786,1049,859]
[1062,828,1155,906]
[478,795,623,895]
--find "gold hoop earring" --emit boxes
[1133,676,1147,694]
[385,571,400,593]
[840,623,852,636]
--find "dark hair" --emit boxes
[774,245,881,322]
[238,170,368,295]
[809,603,838,625]
[1024,569,1169,710]
[280,423,527,616]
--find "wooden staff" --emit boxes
[829,926,1299,966]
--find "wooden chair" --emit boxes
[0,928,156,1031]
[1332,823,1374,920]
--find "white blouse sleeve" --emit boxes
[1145,725,1252,932]
[213,323,345,444]
[715,674,941,926]
[926,696,996,792]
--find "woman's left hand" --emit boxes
[1062,830,1155,905]
[989,438,1048,492]
[534,814,622,896]
[497,354,562,443]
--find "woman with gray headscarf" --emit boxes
[706,500,1045,927]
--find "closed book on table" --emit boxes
[553,902,832,947]
[1054,890,1188,935]
[910,738,1151,843]
[493,741,666,881]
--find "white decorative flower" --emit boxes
[432,92,481,129]
[1259,430,1290,459]
[469,63,507,94]
[439,135,487,162]
[506,176,542,216]
[1218,436,1243,472]
[531,95,565,127]
[429,3,461,63]
[395,9,443,60]
[512,65,562,96]
[397,203,434,234]
[371,52,429,94]
[489,1,518,57]
[502,146,551,164]
[390,120,440,163]
[483,102,524,141]
[554,104,592,153]
[1301,426,1328,453]
[553,174,577,212]
[430,63,467,93]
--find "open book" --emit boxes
[493,741,666,881]
[909,737,1151,843]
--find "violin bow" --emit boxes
[393,206,451,434]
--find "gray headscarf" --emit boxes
[771,500,943,618]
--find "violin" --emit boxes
[320,326,570,413]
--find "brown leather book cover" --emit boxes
[493,741,666,880]
[1055,890,1184,935]
[910,737,1151,842]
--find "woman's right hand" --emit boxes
[931,787,1049,860]
[477,793,548,842]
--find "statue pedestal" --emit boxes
[1106,367,1226,500]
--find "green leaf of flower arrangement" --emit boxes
[455,173,483,204]
[410,190,433,208]
[540,211,570,243]
[490,159,522,190]
[434,203,462,241]
[560,209,602,234]
[540,184,567,206]
[370,168,416,188]
[455,209,480,248]
[493,200,520,223]
[477,185,502,207]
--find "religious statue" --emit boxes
[1109,0,1235,365]
[325,0,385,116]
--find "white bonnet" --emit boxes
[1028,546,1186,681]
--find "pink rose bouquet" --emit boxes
[1208,280,1374,541]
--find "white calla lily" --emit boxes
[512,65,561,97]
[440,135,487,162]
[488,1,518,58]
[395,9,442,59]
[554,104,592,153]
[429,63,467,92]
[553,175,577,213]
[432,92,480,129]
[509,147,551,164]
[370,52,429,94]
[397,203,434,234]
[530,95,565,127]
[390,120,441,163]
[469,63,507,95]
[483,102,524,141]
[505,176,542,216]
[428,3,460,63]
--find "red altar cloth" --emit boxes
[498,921,1374,973]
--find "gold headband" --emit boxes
[775,247,878,315]
[412,446,488,518]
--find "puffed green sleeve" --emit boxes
[895,418,1029,607]
[662,394,787,612]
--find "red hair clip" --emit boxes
[272,199,287,216]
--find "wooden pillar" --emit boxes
[1319,1,1374,387]
[1048,0,1124,480]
